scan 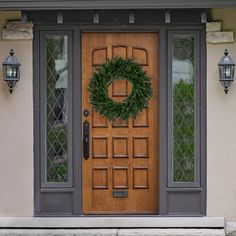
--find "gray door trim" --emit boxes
[1,0,236,10]
[33,14,206,216]
[34,25,82,215]
[33,23,40,216]
[163,25,206,215]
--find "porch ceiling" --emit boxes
[0,0,236,10]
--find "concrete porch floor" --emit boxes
[0,217,226,236]
[0,229,225,236]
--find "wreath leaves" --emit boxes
[88,57,153,121]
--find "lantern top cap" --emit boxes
[2,49,21,66]
[218,49,235,66]
[224,49,229,56]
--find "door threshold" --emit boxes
[0,217,224,229]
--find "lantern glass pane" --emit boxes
[232,65,235,78]
[6,65,13,77]
[172,34,196,183]
[5,65,19,79]
[46,35,69,183]
[223,66,232,78]
[219,65,223,78]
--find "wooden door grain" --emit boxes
[82,32,158,214]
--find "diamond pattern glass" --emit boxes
[172,35,195,182]
[46,35,69,183]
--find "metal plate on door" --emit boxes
[113,190,128,198]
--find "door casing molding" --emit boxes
[33,11,206,216]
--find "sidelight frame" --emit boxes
[34,27,83,215]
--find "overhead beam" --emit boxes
[0,0,236,10]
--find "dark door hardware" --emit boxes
[113,190,128,198]
[83,120,90,159]
[83,108,90,117]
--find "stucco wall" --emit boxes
[207,8,236,221]
[0,12,33,216]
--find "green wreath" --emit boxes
[88,57,153,121]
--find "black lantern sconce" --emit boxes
[218,49,235,94]
[2,49,21,94]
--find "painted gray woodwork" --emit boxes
[27,9,205,25]
[164,25,206,215]
[33,10,206,216]
[35,29,79,215]
[158,26,168,215]
[40,192,74,215]
[33,23,40,216]
[167,190,202,215]
[0,0,236,10]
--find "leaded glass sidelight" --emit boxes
[171,34,197,183]
[46,35,69,183]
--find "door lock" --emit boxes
[83,109,90,117]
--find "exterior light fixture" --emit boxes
[2,49,21,94]
[218,49,235,94]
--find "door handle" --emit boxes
[83,120,90,160]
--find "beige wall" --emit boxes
[0,12,33,216]
[207,9,236,221]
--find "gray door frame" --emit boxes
[33,14,206,216]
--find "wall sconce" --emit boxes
[218,49,235,94]
[2,49,21,94]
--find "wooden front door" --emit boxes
[82,32,158,214]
